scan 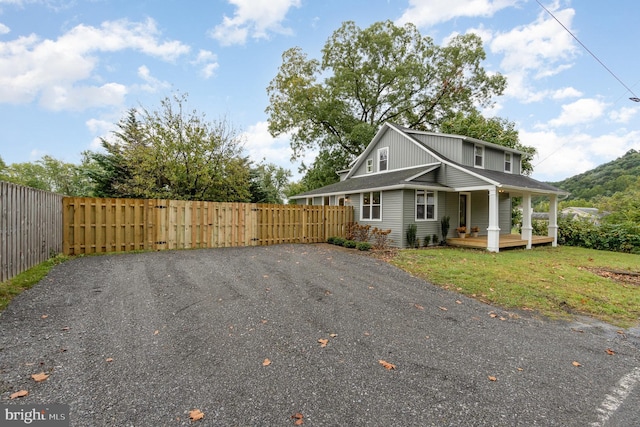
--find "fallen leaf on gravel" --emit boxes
[455,300,462,304]
[262,358,271,366]
[517,368,524,371]
[189,409,204,421]
[154,330,159,335]
[438,306,448,311]
[105,358,114,362]
[261,319,268,324]
[31,372,49,382]
[606,348,615,355]
[572,361,582,367]
[378,360,396,370]
[414,303,424,310]
[291,412,304,425]
[499,317,506,321]
[318,338,329,348]
[10,390,28,399]
[488,376,497,381]
[61,327,70,331]
[41,314,48,319]
[571,328,584,333]
[364,332,370,336]
[330,333,337,338]
[489,313,498,318]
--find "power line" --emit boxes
[535,0,640,102]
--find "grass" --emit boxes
[0,254,69,312]
[390,246,640,328]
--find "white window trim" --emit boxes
[504,152,512,173]
[360,191,382,221]
[474,144,484,169]
[377,147,389,172]
[366,158,373,173]
[415,189,437,221]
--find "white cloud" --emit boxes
[547,98,607,127]
[210,0,301,46]
[609,106,638,124]
[397,0,518,27]
[241,121,315,180]
[0,23,10,34]
[551,87,582,100]
[522,128,640,182]
[191,49,219,79]
[0,18,190,110]
[136,65,170,93]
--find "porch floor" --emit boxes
[446,234,555,250]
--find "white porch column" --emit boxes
[521,192,533,249]
[548,194,558,247]
[487,188,501,252]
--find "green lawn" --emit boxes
[390,246,640,328]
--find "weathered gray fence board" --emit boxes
[0,182,63,282]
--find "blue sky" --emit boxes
[1,0,639,183]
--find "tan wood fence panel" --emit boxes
[1,182,64,282]
[63,198,353,256]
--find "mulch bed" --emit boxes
[585,267,640,287]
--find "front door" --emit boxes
[459,193,471,229]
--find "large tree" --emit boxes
[86,94,252,202]
[0,155,94,195]
[266,20,508,188]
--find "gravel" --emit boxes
[1,244,639,426]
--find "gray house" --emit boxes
[290,122,568,251]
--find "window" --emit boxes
[416,190,436,220]
[378,147,388,171]
[366,158,373,173]
[361,191,381,220]
[504,152,512,173]
[474,145,484,168]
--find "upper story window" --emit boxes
[416,190,436,221]
[361,191,381,221]
[378,147,388,171]
[504,152,512,173]
[366,158,373,173]
[474,145,484,168]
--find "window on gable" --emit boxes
[362,191,381,220]
[366,158,373,173]
[504,152,512,173]
[474,145,484,168]
[416,190,436,221]
[378,147,388,171]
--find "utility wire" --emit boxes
[536,0,640,102]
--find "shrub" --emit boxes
[333,237,347,246]
[440,216,450,243]
[348,223,372,242]
[423,234,431,247]
[327,236,337,244]
[356,242,372,251]
[371,228,392,250]
[406,223,417,248]
[343,240,357,248]
[558,216,640,253]
[432,234,438,245]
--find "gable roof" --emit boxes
[291,122,568,199]
[291,164,449,198]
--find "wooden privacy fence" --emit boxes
[1,182,64,282]
[62,198,353,256]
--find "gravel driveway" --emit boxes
[1,244,639,426]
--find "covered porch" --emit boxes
[447,233,555,250]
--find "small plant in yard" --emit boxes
[332,237,346,246]
[423,234,431,247]
[432,234,438,246]
[356,242,372,251]
[406,224,418,248]
[371,228,392,250]
[440,216,450,244]
[327,236,336,244]
[343,240,357,249]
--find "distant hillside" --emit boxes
[550,149,640,201]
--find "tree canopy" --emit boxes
[266,20,509,188]
[85,94,252,201]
